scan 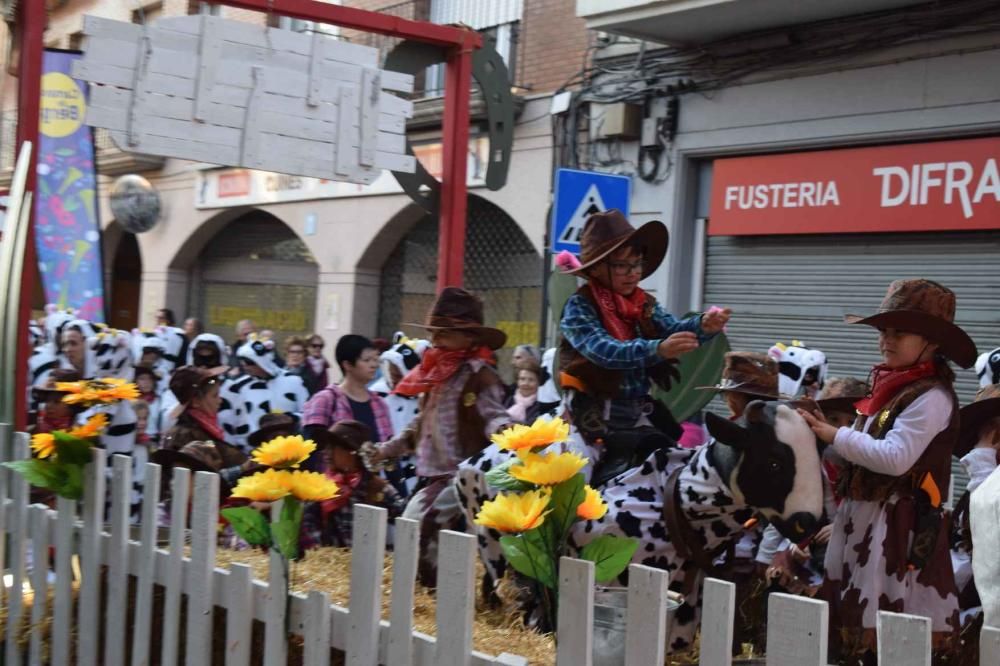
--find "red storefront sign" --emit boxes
[708,136,1000,235]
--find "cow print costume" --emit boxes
[228,337,309,452]
[768,340,828,398]
[976,347,1000,388]
[130,330,172,394]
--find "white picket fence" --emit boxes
[1,422,997,665]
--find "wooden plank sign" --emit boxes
[72,14,416,184]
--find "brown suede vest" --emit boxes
[558,286,677,399]
[454,364,503,459]
[838,377,958,503]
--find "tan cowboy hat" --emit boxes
[844,279,977,369]
[566,209,668,280]
[956,384,1000,457]
[404,287,507,350]
[816,377,868,415]
[697,352,781,400]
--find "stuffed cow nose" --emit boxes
[771,511,821,542]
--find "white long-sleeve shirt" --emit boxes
[832,386,953,477]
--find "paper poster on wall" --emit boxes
[34,49,104,321]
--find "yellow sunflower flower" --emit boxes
[491,417,570,457]
[31,433,56,459]
[474,489,551,533]
[251,435,316,469]
[285,470,339,502]
[67,413,109,439]
[509,451,587,486]
[576,485,608,521]
[58,378,140,406]
[230,468,294,502]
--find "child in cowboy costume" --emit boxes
[559,210,730,478]
[799,278,977,661]
[371,287,510,586]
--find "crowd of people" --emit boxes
[22,208,1000,662]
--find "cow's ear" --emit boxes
[706,411,751,450]
[743,400,770,425]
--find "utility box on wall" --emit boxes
[589,102,641,140]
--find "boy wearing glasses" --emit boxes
[559,209,731,456]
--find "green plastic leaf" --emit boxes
[271,498,304,560]
[57,463,86,500]
[580,535,639,583]
[3,459,65,491]
[652,323,731,423]
[500,530,557,589]
[547,473,586,541]
[485,458,534,492]
[52,431,94,466]
[220,507,272,547]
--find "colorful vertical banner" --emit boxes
[34,49,104,322]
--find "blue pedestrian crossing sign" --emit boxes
[551,168,631,254]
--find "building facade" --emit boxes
[1,0,589,380]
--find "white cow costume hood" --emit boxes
[187,333,230,367]
[768,340,828,397]
[370,333,429,437]
[976,347,1000,388]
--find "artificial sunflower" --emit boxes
[509,451,587,486]
[251,435,315,469]
[285,470,339,502]
[576,485,608,521]
[491,417,570,457]
[30,433,56,460]
[230,468,294,502]
[67,413,108,439]
[474,489,551,533]
[58,378,139,406]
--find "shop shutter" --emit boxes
[702,230,1000,499]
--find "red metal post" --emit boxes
[437,40,475,290]
[13,0,45,431]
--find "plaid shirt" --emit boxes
[301,384,394,441]
[560,293,711,399]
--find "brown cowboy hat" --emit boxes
[248,413,300,449]
[169,365,227,405]
[698,352,781,400]
[316,419,372,453]
[31,368,83,400]
[844,279,977,369]
[816,377,868,416]
[566,209,668,280]
[956,384,1000,457]
[404,287,507,350]
[151,440,225,475]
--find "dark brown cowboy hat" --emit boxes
[169,365,227,405]
[248,413,301,449]
[956,384,1000,457]
[566,209,668,280]
[31,368,82,399]
[816,377,868,416]
[316,419,372,453]
[404,287,507,350]
[151,440,225,475]
[844,279,977,369]
[698,352,780,400]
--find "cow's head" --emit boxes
[705,401,824,542]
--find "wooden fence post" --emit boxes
[51,494,76,666]
[104,454,133,666]
[877,611,931,666]
[435,530,477,666]
[765,593,828,666]
[131,462,162,666]
[305,590,333,666]
[557,557,594,666]
[387,517,419,666]
[5,432,30,666]
[28,503,51,665]
[265,498,289,665]
[162,466,191,666]
[625,563,669,666]
[187,470,220,666]
[226,563,255,666]
[347,504,387,666]
[78,447,107,665]
[700,578,735,666]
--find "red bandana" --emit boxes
[37,413,73,434]
[321,470,362,515]
[853,361,936,417]
[588,282,647,341]
[187,407,226,442]
[394,345,494,397]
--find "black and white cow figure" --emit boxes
[571,400,824,652]
[977,347,1000,388]
[227,336,309,452]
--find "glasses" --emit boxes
[609,260,644,276]
[288,348,305,355]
